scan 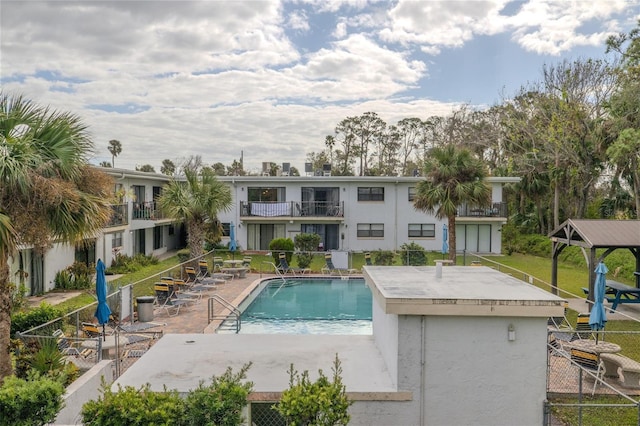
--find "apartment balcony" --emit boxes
[132,201,165,220]
[106,204,128,227]
[457,202,507,218]
[240,201,344,219]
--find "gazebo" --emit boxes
[549,219,640,303]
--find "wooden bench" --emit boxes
[600,353,640,388]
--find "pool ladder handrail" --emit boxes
[208,294,241,333]
[266,262,289,296]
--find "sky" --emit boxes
[1,0,639,175]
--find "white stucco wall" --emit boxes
[44,243,75,292]
[371,297,399,387]
[55,360,113,425]
[388,314,548,425]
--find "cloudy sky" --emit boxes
[1,1,638,174]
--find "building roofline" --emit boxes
[93,166,521,185]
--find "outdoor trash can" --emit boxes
[137,296,155,322]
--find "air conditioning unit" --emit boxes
[282,163,290,176]
[322,163,331,176]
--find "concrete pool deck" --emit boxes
[117,272,409,402]
[114,333,406,401]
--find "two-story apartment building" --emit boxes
[9,168,518,295]
[217,175,518,254]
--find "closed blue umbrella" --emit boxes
[589,261,608,343]
[442,224,449,259]
[229,221,237,259]
[94,259,111,341]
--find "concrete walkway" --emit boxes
[566,297,640,322]
[28,291,83,308]
[155,272,265,334]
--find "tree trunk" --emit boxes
[448,216,457,264]
[0,255,13,383]
[554,154,560,229]
[187,221,205,259]
[633,157,640,218]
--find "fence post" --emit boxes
[578,369,583,426]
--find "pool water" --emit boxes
[239,278,372,334]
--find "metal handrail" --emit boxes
[207,294,241,333]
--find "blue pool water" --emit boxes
[239,278,372,334]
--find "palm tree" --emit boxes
[413,144,491,264]
[108,139,122,167]
[158,167,233,259]
[0,93,114,382]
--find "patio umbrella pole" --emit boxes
[589,261,608,345]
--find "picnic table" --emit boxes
[605,280,640,311]
[220,267,248,278]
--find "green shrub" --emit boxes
[294,234,321,269]
[11,338,79,387]
[269,238,295,263]
[399,242,427,265]
[176,249,191,263]
[133,253,159,267]
[82,382,185,426]
[0,375,65,426]
[275,354,351,426]
[182,363,253,426]
[106,253,158,274]
[11,303,65,337]
[54,270,73,290]
[10,281,28,313]
[373,250,395,265]
[54,262,94,290]
[82,365,253,426]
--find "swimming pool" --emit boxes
[238,277,372,334]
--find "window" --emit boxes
[247,187,286,202]
[408,223,435,238]
[112,232,123,248]
[357,223,384,238]
[408,187,416,201]
[357,187,384,201]
[221,222,230,237]
[168,225,174,236]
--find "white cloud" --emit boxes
[1,0,637,172]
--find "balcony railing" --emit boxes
[106,204,128,227]
[132,201,165,220]
[240,201,344,218]
[457,202,507,218]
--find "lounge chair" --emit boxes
[278,252,307,275]
[202,258,233,280]
[160,277,202,303]
[81,322,101,338]
[321,253,356,276]
[185,266,223,288]
[364,252,372,266]
[242,256,252,269]
[153,283,190,317]
[210,257,224,273]
[570,348,604,395]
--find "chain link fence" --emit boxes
[248,402,286,426]
[16,252,214,379]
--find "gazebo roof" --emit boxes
[549,219,640,249]
[549,219,640,295]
